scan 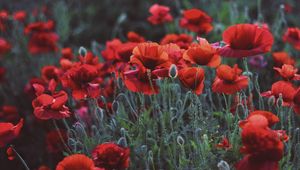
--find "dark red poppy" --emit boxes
[274,64,300,81]
[46,129,67,153]
[56,154,97,170]
[0,118,23,148]
[117,42,138,62]
[179,9,213,35]
[24,20,55,34]
[178,67,205,95]
[183,39,221,68]
[219,24,274,58]
[284,3,293,13]
[28,32,59,54]
[212,64,248,94]
[272,52,295,67]
[32,84,71,119]
[13,10,27,22]
[282,27,300,50]
[147,4,173,25]
[0,10,8,32]
[92,142,130,170]
[127,31,145,43]
[261,81,296,106]
[6,146,15,160]
[41,65,61,82]
[216,137,231,150]
[0,105,20,123]
[0,38,11,56]
[160,34,193,49]
[61,63,101,100]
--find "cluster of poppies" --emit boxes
[0,2,300,170]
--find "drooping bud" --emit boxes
[217,160,230,170]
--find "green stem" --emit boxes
[10,145,30,170]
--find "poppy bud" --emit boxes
[267,96,275,106]
[276,93,283,107]
[177,135,185,146]
[78,46,87,57]
[217,160,230,170]
[169,64,178,78]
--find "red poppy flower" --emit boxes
[28,32,59,54]
[101,39,122,61]
[178,67,205,95]
[127,31,145,43]
[183,39,221,68]
[161,43,186,69]
[219,24,274,58]
[282,27,300,50]
[46,129,67,153]
[179,9,213,35]
[92,143,130,170]
[117,42,138,62]
[272,52,295,67]
[0,10,8,32]
[160,34,193,49]
[239,110,279,128]
[41,65,61,82]
[293,88,300,115]
[147,4,173,25]
[274,64,300,81]
[284,3,293,13]
[32,85,71,119]
[0,105,20,123]
[61,48,74,60]
[61,63,101,100]
[0,118,24,148]
[6,146,15,160]
[216,137,231,150]
[236,124,283,170]
[261,81,296,106]
[123,66,159,95]
[130,42,170,72]
[56,154,97,170]
[13,10,27,22]
[0,38,11,56]
[212,64,248,94]
[24,20,55,34]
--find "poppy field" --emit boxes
[1,0,300,170]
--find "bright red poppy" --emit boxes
[219,24,274,58]
[272,52,295,67]
[282,27,300,50]
[212,64,248,94]
[239,110,279,128]
[273,64,300,81]
[101,39,122,61]
[178,67,205,95]
[92,142,130,170]
[183,38,221,68]
[179,9,213,35]
[0,118,24,148]
[41,65,61,82]
[61,48,74,60]
[161,43,186,68]
[261,81,296,106]
[6,146,15,160]
[216,137,231,150]
[160,34,193,49]
[56,154,97,170]
[147,4,173,25]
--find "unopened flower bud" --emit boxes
[276,93,283,107]
[267,96,275,106]
[217,160,230,170]
[169,64,178,78]
[79,46,87,57]
[177,136,185,146]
